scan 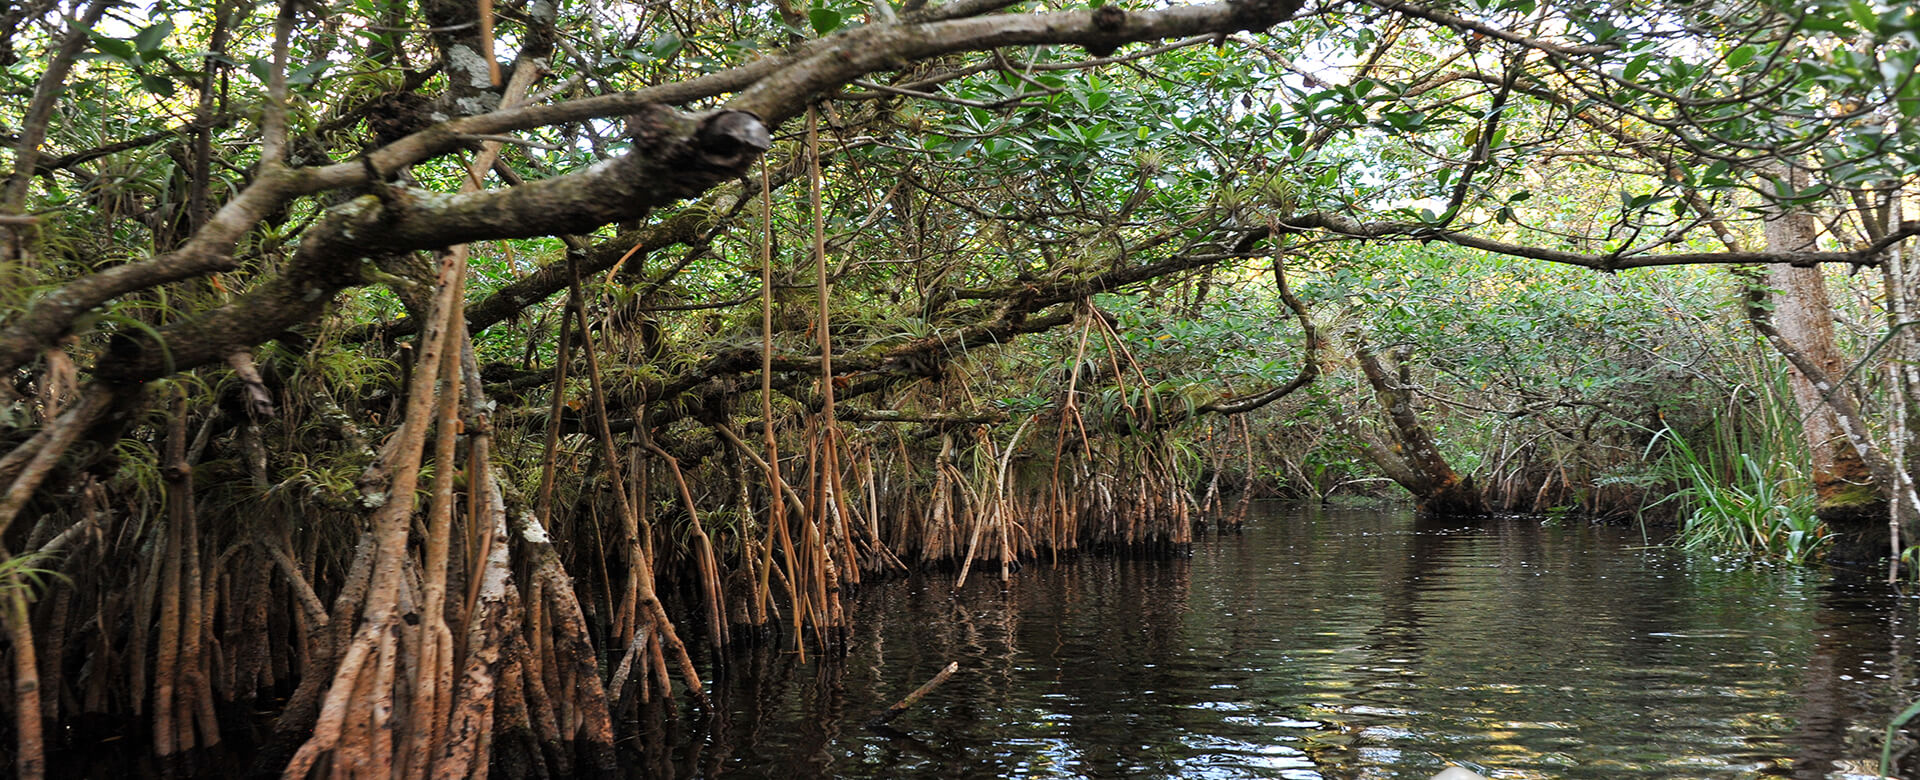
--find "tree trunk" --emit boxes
[1763,210,1888,561]
[1351,340,1486,517]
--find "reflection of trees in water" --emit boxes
[1025,555,1195,775]
[1318,514,1896,779]
[1784,577,1920,779]
[626,509,1920,780]
[626,550,1194,778]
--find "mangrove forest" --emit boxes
[3,0,1920,775]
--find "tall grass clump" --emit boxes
[1651,413,1827,564]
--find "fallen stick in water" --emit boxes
[866,661,960,729]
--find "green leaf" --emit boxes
[89,32,138,63]
[1621,53,1651,81]
[635,32,683,61]
[288,60,330,86]
[137,73,175,96]
[809,7,843,34]
[1882,699,1920,775]
[134,19,174,55]
[1725,44,1755,68]
[1801,12,1852,33]
[1849,0,1879,33]
[1898,73,1920,118]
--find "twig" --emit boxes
[364,21,475,32]
[866,661,958,728]
[454,133,562,150]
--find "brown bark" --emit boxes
[1196,255,1319,417]
[1352,340,1486,516]
[0,0,1313,380]
[1274,209,1919,271]
[865,661,958,728]
[0,0,112,255]
[1763,208,1889,560]
[3,586,42,780]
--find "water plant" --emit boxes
[1652,427,1827,564]
[1884,698,1920,777]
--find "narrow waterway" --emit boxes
[653,506,1920,779]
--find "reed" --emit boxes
[1650,398,1826,564]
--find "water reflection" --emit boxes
[648,506,1920,779]
[1784,576,1920,778]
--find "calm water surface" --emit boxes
[654,506,1920,779]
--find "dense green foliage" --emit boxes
[0,0,1916,775]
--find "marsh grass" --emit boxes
[1653,423,1827,564]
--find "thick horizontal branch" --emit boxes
[516,402,1011,438]
[947,233,1263,308]
[1200,257,1319,416]
[520,301,1075,438]
[727,0,1309,124]
[28,121,203,176]
[664,303,1078,406]
[492,227,1231,433]
[505,231,1278,437]
[95,109,769,383]
[331,0,1304,192]
[1359,0,1618,56]
[0,166,305,376]
[1278,212,1920,270]
[369,145,806,342]
[2,0,1309,380]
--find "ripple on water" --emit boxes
[683,506,1920,780]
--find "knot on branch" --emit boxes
[1226,0,1308,31]
[694,110,772,170]
[626,106,771,198]
[1084,5,1129,55]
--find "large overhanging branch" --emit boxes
[0,0,1311,381]
[658,304,1081,412]
[368,177,755,343]
[724,0,1310,124]
[654,233,1281,425]
[944,229,1268,308]
[529,303,1081,437]
[1277,211,1920,270]
[94,109,770,384]
[510,235,1257,435]
[1356,0,1617,57]
[366,137,818,343]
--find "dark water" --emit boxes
[654,506,1920,779]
